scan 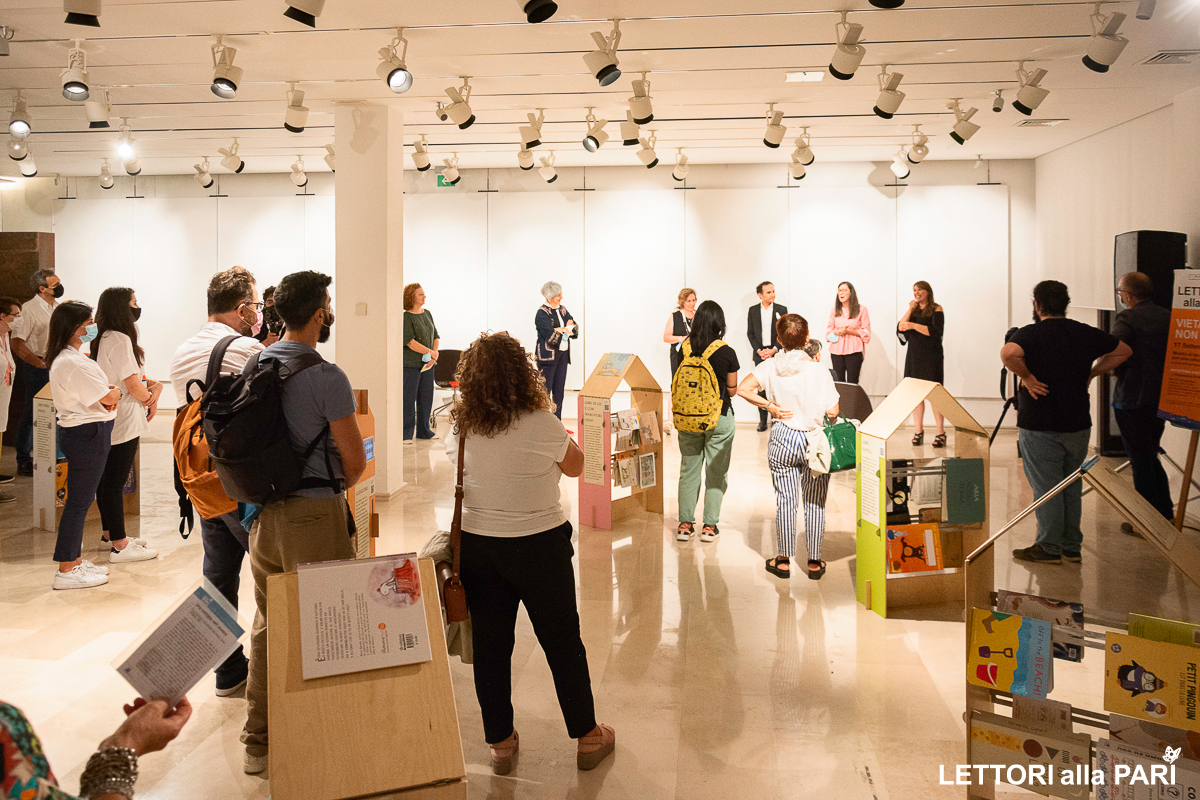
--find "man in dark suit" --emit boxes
[747,281,787,432]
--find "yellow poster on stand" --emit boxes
[1159,269,1200,431]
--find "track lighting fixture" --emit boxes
[283,0,324,28]
[974,155,985,169]
[538,152,557,183]
[869,0,904,8]
[61,41,90,101]
[1136,0,1155,20]
[907,127,929,164]
[84,87,110,128]
[518,148,535,170]
[218,138,244,173]
[582,108,608,152]
[672,150,689,182]
[99,159,114,189]
[992,90,1004,113]
[0,27,14,57]
[8,136,26,161]
[412,137,431,171]
[636,131,658,169]
[789,156,806,181]
[629,74,653,125]
[8,94,29,138]
[1012,64,1049,116]
[828,13,865,81]
[193,158,214,189]
[19,150,36,177]
[873,67,905,119]
[441,154,461,186]
[284,84,308,132]
[621,111,640,146]
[115,121,135,159]
[436,78,475,129]
[377,28,413,93]
[324,143,335,172]
[890,152,911,180]
[211,38,242,99]
[123,154,140,176]
[1083,7,1128,73]
[290,157,307,187]
[763,104,787,148]
[518,0,557,24]
[583,20,622,87]
[64,0,100,27]
[520,109,544,149]
[948,100,980,145]
[792,128,815,166]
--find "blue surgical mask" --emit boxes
[80,324,98,344]
[422,352,432,362]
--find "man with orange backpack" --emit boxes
[168,266,266,699]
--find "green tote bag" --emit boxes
[822,414,858,473]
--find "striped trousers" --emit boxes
[767,425,831,560]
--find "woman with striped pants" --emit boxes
[736,314,841,580]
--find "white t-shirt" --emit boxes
[96,331,149,445]
[752,350,841,432]
[170,322,264,407]
[445,410,571,537]
[0,332,14,434]
[49,344,117,428]
[12,295,54,359]
[760,303,773,350]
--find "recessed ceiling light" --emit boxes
[785,71,824,83]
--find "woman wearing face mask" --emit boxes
[402,283,440,443]
[91,287,161,563]
[46,301,121,590]
[0,297,20,494]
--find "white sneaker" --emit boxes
[676,524,694,543]
[110,540,159,563]
[404,439,415,446]
[53,565,108,590]
[81,559,109,575]
[103,535,145,545]
[699,525,720,543]
[243,751,268,774]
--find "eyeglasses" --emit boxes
[242,301,265,312]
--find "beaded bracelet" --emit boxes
[79,746,138,799]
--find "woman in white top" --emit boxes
[90,287,160,564]
[0,296,19,491]
[445,332,614,776]
[736,314,841,581]
[45,301,121,590]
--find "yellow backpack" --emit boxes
[672,339,725,433]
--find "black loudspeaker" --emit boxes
[1114,230,1187,309]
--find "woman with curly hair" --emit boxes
[445,331,614,776]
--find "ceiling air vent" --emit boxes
[1014,119,1066,127]
[1138,51,1200,65]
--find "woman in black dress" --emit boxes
[897,281,946,447]
[662,287,697,376]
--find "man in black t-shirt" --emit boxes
[1000,280,1130,564]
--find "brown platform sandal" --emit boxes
[577,724,616,770]
[489,730,519,775]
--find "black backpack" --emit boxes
[201,349,343,507]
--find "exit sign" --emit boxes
[436,175,457,187]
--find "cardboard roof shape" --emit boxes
[858,378,986,439]
[580,353,661,397]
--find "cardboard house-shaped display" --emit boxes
[855,378,993,618]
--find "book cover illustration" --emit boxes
[885,523,943,574]
[968,608,1054,699]
[970,710,1091,799]
[1104,633,1200,733]
[1108,713,1200,761]
[1128,613,1200,649]
[638,453,656,489]
[615,456,636,488]
[639,411,661,445]
[1095,737,1200,800]
[997,591,1086,663]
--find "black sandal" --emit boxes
[765,557,791,579]
[807,560,827,580]
[911,432,924,446]
[932,433,946,448]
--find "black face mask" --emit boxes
[318,309,334,344]
[51,284,64,299]
[132,307,142,322]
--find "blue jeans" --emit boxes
[54,420,114,562]
[1113,406,1174,521]
[201,510,250,681]
[403,366,435,440]
[1018,427,1091,556]
[538,354,569,420]
[16,365,49,468]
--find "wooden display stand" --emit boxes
[267,558,466,800]
[855,378,992,617]
[350,389,380,558]
[577,353,664,531]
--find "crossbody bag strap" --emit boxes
[450,432,466,580]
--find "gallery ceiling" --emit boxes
[1,0,1199,177]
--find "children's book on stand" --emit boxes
[638,453,656,489]
[967,607,1054,699]
[997,591,1086,663]
[1104,632,1200,733]
[885,523,943,574]
[969,709,1092,799]
[1128,614,1200,649]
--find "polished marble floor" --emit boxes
[2,415,1199,800]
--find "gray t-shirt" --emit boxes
[261,340,358,498]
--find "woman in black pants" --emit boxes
[534,281,578,421]
[446,332,613,776]
[92,287,160,563]
[46,301,121,590]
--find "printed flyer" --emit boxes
[968,608,1054,699]
[1104,633,1200,733]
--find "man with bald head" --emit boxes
[1108,271,1174,528]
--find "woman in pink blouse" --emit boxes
[826,282,871,383]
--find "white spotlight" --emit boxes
[8,136,26,161]
[582,108,608,152]
[828,14,866,81]
[19,150,36,177]
[324,143,335,172]
[283,0,324,28]
[1083,8,1128,73]
[907,127,929,164]
[193,158,214,189]
[439,78,475,129]
[283,85,309,133]
[992,89,1004,113]
[620,110,640,146]
[873,67,905,119]
[629,74,653,124]
[869,0,904,7]
[763,105,787,148]
[84,87,110,128]
[218,138,244,173]
[518,147,535,170]
[61,41,90,101]
[1136,0,1155,20]
[1012,65,1049,116]
[115,125,135,160]
[64,0,100,27]
[890,152,911,179]
[672,150,689,182]
[123,155,140,176]
[0,27,12,57]
[538,152,557,183]
[441,154,461,186]
[792,128,815,166]
[582,20,622,87]
[8,95,30,138]
[290,157,307,187]
[518,0,557,23]
[99,159,114,189]
[789,157,806,181]
[412,137,431,171]
[636,131,658,168]
[211,38,242,99]
[377,28,413,93]
[520,109,544,149]
[948,100,980,145]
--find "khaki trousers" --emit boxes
[240,494,355,755]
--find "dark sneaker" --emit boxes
[216,657,249,697]
[1061,550,1082,563]
[0,474,14,484]
[17,463,34,477]
[1012,544,1062,564]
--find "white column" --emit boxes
[334,104,405,495]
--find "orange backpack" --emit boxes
[172,336,239,530]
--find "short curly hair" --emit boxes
[776,313,809,351]
[403,283,422,311]
[451,332,553,437]
[207,266,256,316]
